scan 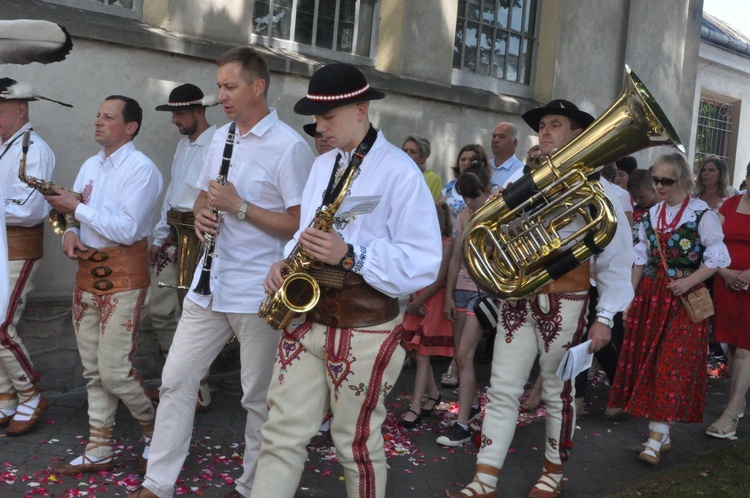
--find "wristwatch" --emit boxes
[236,200,249,220]
[595,315,614,328]
[339,244,356,271]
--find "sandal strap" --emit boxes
[0,393,18,401]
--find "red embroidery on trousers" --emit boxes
[325,328,355,401]
[352,329,400,498]
[73,286,87,330]
[96,294,119,334]
[500,300,527,343]
[0,259,38,384]
[276,322,312,384]
[530,294,564,352]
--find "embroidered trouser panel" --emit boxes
[250,317,405,498]
[147,245,179,355]
[143,299,280,498]
[73,286,155,457]
[477,292,588,469]
[0,259,39,408]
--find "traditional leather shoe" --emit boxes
[445,488,497,497]
[126,486,158,498]
[0,411,12,428]
[528,461,563,498]
[52,456,115,475]
[224,490,246,498]
[6,396,47,436]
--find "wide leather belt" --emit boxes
[536,260,591,294]
[308,272,399,329]
[7,224,44,260]
[76,239,150,295]
[166,209,195,246]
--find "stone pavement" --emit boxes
[0,353,742,497]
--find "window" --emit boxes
[252,0,378,59]
[694,96,734,168]
[43,0,142,18]
[453,0,537,84]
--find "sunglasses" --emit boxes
[652,176,677,187]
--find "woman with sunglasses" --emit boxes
[706,162,750,439]
[607,153,730,466]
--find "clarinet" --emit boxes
[193,123,236,296]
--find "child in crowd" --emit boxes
[627,169,660,245]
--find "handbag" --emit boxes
[475,292,500,330]
[653,229,715,323]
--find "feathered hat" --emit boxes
[0,78,72,107]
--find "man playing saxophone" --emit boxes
[251,63,442,498]
[447,99,634,498]
[128,47,313,498]
[148,83,217,412]
[0,77,55,435]
[45,95,163,475]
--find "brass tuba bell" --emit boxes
[463,65,685,299]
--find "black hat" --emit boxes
[302,122,317,138]
[294,63,385,116]
[522,99,595,133]
[155,83,217,111]
[616,156,637,175]
[0,77,72,107]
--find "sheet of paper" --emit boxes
[337,195,381,219]
[555,340,593,381]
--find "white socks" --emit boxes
[12,394,41,422]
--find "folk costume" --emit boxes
[251,64,442,498]
[609,197,730,422]
[150,84,217,410]
[449,100,634,498]
[54,139,163,473]
[141,111,314,498]
[0,78,56,435]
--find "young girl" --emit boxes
[437,164,492,446]
[399,203,455,427]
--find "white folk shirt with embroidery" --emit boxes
[187,110,315,313]
[0,186,9,318]
[285,130,442,298]
[152,125,217,246]
[504,170,635,319]
[0,122,55,226]
[68,141,163,249]
[634,197,731,269]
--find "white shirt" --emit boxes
[0,122,55,226]
[187,110,314,313]
[286,130,442,298]
[69,141,163,249]
[611,183,633,213]
[491,155,524,189]
[152,125,217,246]
[0,186,9,319]
[504,170,635,319]
[634,197,731,268]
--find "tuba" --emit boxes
[259,144,368,330]
[157,210,202,304]
[11,129,81,234]
[463,65,685,299]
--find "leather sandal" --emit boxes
[126,486,159,498]
[528,460,563,498]
[53,453,115,475]
[0,393,17,427]
[6,391,47,436]
[441,366,459,388]
[638,431,665,466]
[636,434,671,453]
[706,411,739,439]
[421,394,442,417]
[444,464,499,497]
[400,409,422,428]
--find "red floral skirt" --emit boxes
[608,266,708,423]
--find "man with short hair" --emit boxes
[447,100,634,498]
[149,83,217,412]
[128,46,314,498]
[489,121,524,188]
[46,95,163,474]
[0,77,56,435]
[250,63,442,498]
[303,122,333,155]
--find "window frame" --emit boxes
[694,94,736,171]
[250,0,380,65]
[451,0,539,97]
[42,0,142,19]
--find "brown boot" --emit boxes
[445,464,499,497]
[7,388,47,436]
[528,460,563,498]
[52,426,115,475]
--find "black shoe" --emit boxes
[436,423,472,447]
[468,405,482,422]
[420,394,442,418]
[400,409,422,428]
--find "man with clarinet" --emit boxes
[128,47,313,498]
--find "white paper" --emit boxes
[555,340,593,381]
[337,195,381,219]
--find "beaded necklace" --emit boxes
[657,195,690,235]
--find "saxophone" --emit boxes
[11,129,82,234]
[259,147,366,330]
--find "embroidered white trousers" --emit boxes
[250,317,405,498]
[147,244,180,355]
[143,299,280,498]
[477,292,588,469]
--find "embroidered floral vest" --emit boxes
[643,209,707,278]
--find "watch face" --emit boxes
[341,257,355,271]
[236,211,246,220]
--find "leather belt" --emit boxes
[537,260,591,294]
[7,224,44,260]
[76,239,150,295]
[308,272,399,328]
